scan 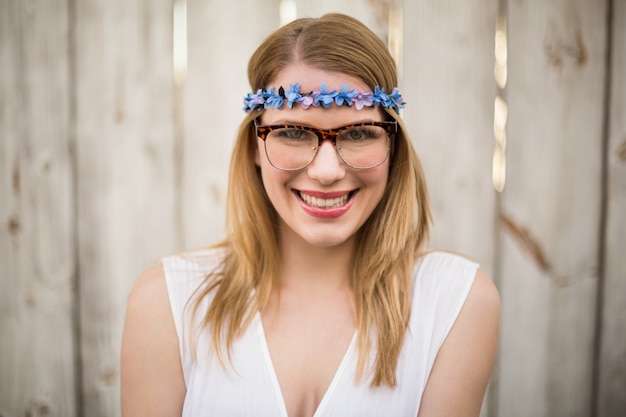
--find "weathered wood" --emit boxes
[0,1,623,416]
[74,1,177,415]
[597,0,626,414]
[294,0,389,40]
[181,0,281,250]
[498,0,608,415]
[0,0,77,416]
[402,0,498,272]
[402,3,498,416]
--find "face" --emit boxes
[255,64,390,249]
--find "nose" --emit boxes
[306,140,346,184]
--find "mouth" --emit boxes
[296,190,355,209]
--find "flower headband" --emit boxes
[243,83,405,114]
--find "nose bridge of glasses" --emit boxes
[315,128,338,146]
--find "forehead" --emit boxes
[269,63,373,94]
[261,63,384,127]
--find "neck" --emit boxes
[277,229,355,294]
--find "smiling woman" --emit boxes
[120,12,500,417]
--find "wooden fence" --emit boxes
[1,0,624,416]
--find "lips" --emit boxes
[294,190,356,218]
[298,191,350,208]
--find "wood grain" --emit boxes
[0,0,77,416]
[498,0,608,415]
[74,1,177,415]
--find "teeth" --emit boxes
[299,192,349,208]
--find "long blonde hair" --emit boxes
[190,13,432,387]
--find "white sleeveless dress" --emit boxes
[162,249,478,417]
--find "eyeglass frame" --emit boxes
[253,119,398,171]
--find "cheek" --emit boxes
[365,163,390,187]
[257,152,293,193]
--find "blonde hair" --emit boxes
[190,13,432,387]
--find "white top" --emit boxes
[163,249,478,417]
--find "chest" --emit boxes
[261,301,356,417]
[182,311,429,417]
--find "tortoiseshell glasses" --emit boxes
[254,120,397,171]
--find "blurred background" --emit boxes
[1,0,624,416]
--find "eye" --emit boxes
[346,128,368,140]
[273,128,309,140]
[340,126,384,142]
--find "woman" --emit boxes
[121,13,500,417]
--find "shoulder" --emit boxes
[467,268,500,316]
[416,250,479,273]
[161,246,227,281]
[126,262,169,314]
[417,265,500,416]
[123,262,175,352]
[458,267,501,356]
[121,263,186,416]
[412,250,480,306]
[414,250,499,330]
[131,262,167,294]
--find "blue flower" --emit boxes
[264,86,283,109]
[243,89,266,112]
[314,83,338,108]
[284,83,303,109]
[372,86,390,107]
[389,87,405,110]
[335,83,357,107]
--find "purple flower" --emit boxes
[353,92,374,110]
[300,91,319,109]
[243,89,266,112]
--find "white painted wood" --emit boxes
[402,3,498,415]
[498,0,608,415]
[294,0,389,40]
[74,1,177,415]
[1,1,622,416]
[0,0,77,416]
[181,0,281,250]
[598,0,626,414]
[402,0,498,273]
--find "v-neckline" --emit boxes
[255,312,357,417]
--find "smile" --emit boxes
[298,192,351,209]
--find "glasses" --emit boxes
[254,120,397,171]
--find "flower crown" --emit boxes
[243,83,405,114]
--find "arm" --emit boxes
[120,263,186,417]
[417,269,500,417]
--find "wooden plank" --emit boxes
[74,1,177,415]
[497,0,608,415]
[182,0,280,249]
[402,0,498,273]
[293,0,389,40]
[0,0,77,416]
[597,0,626,414]
[402,2,498,415]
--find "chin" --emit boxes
[297,227,358,249]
